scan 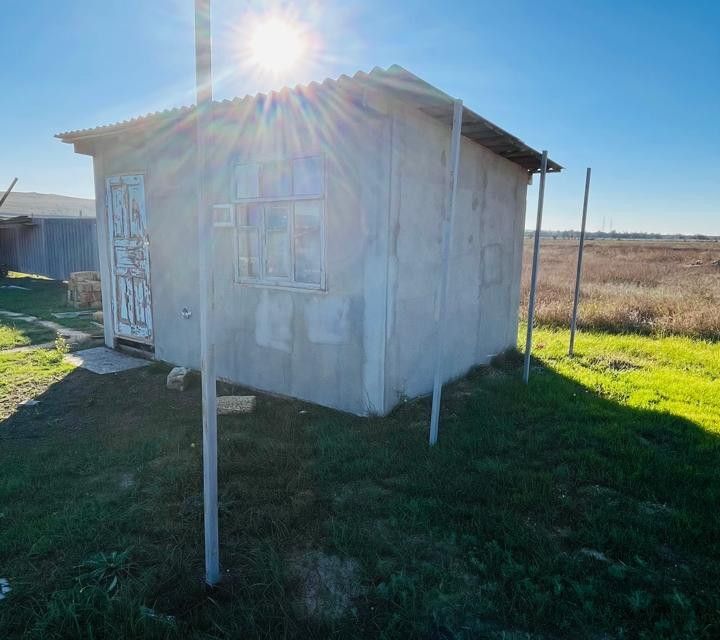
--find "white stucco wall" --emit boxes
[93,86,391,415]
[382,104,528,413]
[88,89,528,417]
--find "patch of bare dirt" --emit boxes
[588,356,641,372]
[286,550,365,622]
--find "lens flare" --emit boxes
[248,16,307,73]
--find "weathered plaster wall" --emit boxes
[94,87,391,415]
[95,132,201,367]
[383,104,528,412]
[91,90,528,417]
[207,93,390,414]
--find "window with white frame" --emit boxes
[233,155,325,288]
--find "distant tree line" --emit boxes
[524,230,720,241]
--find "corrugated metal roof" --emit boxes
[0,215,36,228]
[56,65,561,173]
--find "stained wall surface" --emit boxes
[89,90,528,416]
[382,103,528,413]
[93,87,391,415]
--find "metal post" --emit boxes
[0,177,18,211]
[194,0,219,586]
[522,150,548,384]
[569,168,592,356]
[429,99,463,446]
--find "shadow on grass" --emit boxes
[0,317,56,349]
[0,275,65,314]
[0,355,718,639]
[0,275,98,332]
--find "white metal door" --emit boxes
[106,175,153,343]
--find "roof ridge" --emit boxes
[55,64,560,173]
[56,65,408,139]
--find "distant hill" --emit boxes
[0,191,95,218]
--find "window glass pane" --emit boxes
[293,156,323,196]
[260,160,292,198]
[237,228,259,278]
[293,200,322,285]
[236,203,261,226]
[235,163,260,199]
[265,205,290,277]
[213,206,233,226]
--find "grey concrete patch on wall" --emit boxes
[305,297,351,345]
[481,243,503,285]
[255,290,293,353]
[65,346,150,374]
[74,82,531,417]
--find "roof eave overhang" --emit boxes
[351,66,561,173]
[55,65,562,173]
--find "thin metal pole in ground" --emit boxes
[429,98,463,446]
[522,150,548,384]
[569,167,592,356]
[0,177,18,211]
[194,0,219,586]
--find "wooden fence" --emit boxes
[0,217,99,281]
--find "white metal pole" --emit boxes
[569,167,592,356]
[522,150,548,384]
[429,99,463,446]
[194,0,219,586]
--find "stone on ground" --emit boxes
[167,366,191,391]
[217,395,256,414]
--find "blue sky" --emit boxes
[1,0,718,234]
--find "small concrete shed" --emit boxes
[57,65,560,416]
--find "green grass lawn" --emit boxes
[0,327,718,639]
[0,319,56,350]
[0,347,75,419]
[0,272,99,333]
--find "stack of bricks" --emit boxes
[67,271,102,309]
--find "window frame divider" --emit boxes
[232,155,326,290]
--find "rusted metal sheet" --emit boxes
[106,175,153,343]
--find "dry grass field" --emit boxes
[521,239,720,341]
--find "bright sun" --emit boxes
[249,17,307,73]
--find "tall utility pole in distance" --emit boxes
[194,0,220,586]
[569,168,592,356]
